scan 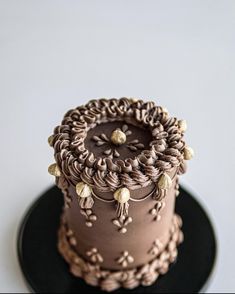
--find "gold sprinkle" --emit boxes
[158,173,172,190]
[162,107,169,115]
[48,135,54,146]
[111,129,127,145]
[161,107,169,119]
[48,163,61,177]
[129,98,139,104]
[114,188,130,204]
[183,146,194,160]
[178,120,187,132]
[76,182,92,198]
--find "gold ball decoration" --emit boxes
[76,182,92,198]
[158,173,172,190]
[111,129,127,145]
[162,107,168,113]
[114,188,130,204]
[48,163,61,177]
[48,135,54,146]
[162,107,169,118]
[129,98,138,104]
[183,146,194,160]
[178,120,187,132]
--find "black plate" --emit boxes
[17,186,217,293]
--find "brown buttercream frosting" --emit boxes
[52,98,186,192]
[49,98,191,292]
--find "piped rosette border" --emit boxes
[48,98,193,193]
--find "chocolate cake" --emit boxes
[48,98,194,292]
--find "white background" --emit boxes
[0,0,234,292]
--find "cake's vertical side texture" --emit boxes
[48,98,193,292]
[62,170,177,271]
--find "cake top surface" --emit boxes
[85,121,153,161]
[51,98,189,191]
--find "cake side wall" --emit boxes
[63,178,177,271]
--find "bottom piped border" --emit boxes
[58,214,183,292]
